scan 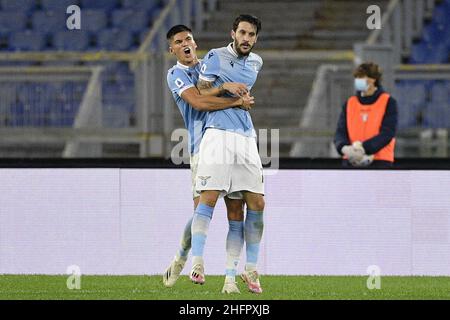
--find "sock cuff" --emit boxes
[196,203,214,218]
[247,209,263,218]
[228,219,244,231]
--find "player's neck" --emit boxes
[178,58,199,68]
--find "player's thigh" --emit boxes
[199,190,221,207]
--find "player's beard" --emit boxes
[233,39,252,57]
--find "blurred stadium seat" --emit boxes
[409,0,450,64]
[423,101,450,129]
[80,0,118,11]
[31,10,66,34]
[82,10,108,32]
[41,0,78,11]
[0,12,27,33]
[395,80,428,129]
[112,9,150,33]
[9,30,45,51]
[1,0,35,12]
[97,28,134,51]
[52,30,90,51]
[122,0,161,11]
[430,81,450,102]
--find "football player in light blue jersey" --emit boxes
[162,25,255,290]
[190,15,266,294]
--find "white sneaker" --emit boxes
[190,263,205,284]
[221,280,241,294]
[162,256,186,287]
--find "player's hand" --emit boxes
[222,82,248,97]
[351,154,374,167]
[342,141,365,165]
[239,94,254,111]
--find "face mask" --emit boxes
[354,78,369,91]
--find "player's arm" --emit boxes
[181,86,253,112]
[197,50,248,97]
[198,81,248,97]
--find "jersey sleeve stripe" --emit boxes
[178,84,195,96]
[199,74,216,82]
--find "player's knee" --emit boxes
[225,200,244,221]
[251,196,265,212]
[227,209,244,221]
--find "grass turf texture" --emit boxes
[0,275,449,300]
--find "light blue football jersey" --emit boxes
[199,43,263,137]
[167,60,205,155]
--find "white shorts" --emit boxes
[190,153,243,200]
[196,128,264,197]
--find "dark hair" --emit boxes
[232,14,261,34]
[166,25,192,41]
[353,62,382,87]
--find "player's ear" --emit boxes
[231,30,236,41]
[169,46,174,55]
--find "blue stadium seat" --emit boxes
[9,30,45,51]
[83,10,108,32]
[430,81,450,102]
[41,0,79,11]
[111,9,149,33]
[433,1,450,27]
[1,0,35,12]
[422,23,442,45]
[0,12,27,33]
[423,101,450,129]
[80,0,118,11]
[14,83,55,127]
[48,82,85,127]
[395,81,428,129]
[8,101,25,127]
[121,0,161,11]
[410,42,432,64]
[52,30,90,51]
[102,82,135,127]
[32,11,66,34]
[97,28,133,50]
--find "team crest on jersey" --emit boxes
[361,113,369,122]
[198,176,211,186]
[208,52,214,59]
[229,60,234,67]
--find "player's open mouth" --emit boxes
[183,47,191,55]
[241,44,250,50]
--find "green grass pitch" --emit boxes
[0,275,449,300]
